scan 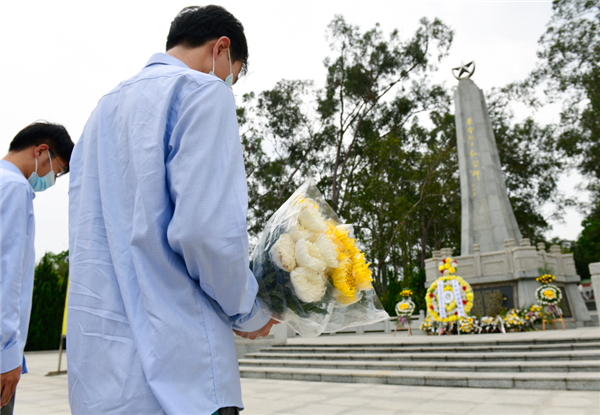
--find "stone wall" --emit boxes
[426,239,577,283]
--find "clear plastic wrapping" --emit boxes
[250,179,389,337]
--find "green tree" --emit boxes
[240,16,455,298]
[527,0,600,273]
[25,251,69,351]
[240,13,568,309]
[572,202,600,279]
[486,87,567,243]
[532,0,600,183]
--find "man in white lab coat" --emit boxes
[67,5,276,415]
[1,122,73,415]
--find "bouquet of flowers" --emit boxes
[523,305,543,326]
[458,316,475,334]
[536,274,555,285]
[476,316,504,334]
[419,313,437,335]
[250,179,389,336]
[400,289,413,297]
[503,309,525,331]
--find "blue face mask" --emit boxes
[209,47,233,88]
[28,152,56,192]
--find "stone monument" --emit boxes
[422,62,592,327]
[452,61,522,255]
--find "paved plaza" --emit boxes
[11,327,600,415]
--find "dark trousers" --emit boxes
[218,408,239,415]
[0,391,15,415]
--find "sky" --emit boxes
[0,0,585,260]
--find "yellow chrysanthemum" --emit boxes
[328,223,373,292]
[353,252,373,290]
[332,257,356,297]
[543,289,556,299]
[331,225,359,258]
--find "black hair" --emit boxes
[9,121,74,172]
[166,5,249,75]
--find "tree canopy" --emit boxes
[239,14,573,314]
[528,0,600,274]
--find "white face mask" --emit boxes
[209,47,233,88]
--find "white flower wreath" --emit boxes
[395,300,416,316]
[536,284,562,306]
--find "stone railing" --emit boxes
[590,262,600,316]
[425,239,578,285]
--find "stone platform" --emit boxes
[239,327,600,390]
[424,240,592,326]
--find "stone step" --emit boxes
[264,342,600,354]
[275,337,600,349]
[584,314,599,327]
[239,358,600,373]
[244,349,600,362]
[239,366,600,390]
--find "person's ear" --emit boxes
[33,144,49,159]
[214,36,231,57]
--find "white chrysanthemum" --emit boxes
[290,266,327,303]
[270,233,297,272]
[288,222,312,242]
[298,204,328,233]
[315,234,339,268]
[306,232,319,243]
[295,239,327,273]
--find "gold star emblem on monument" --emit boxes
[452,60,476,80]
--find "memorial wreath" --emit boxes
[535,274,562,306]
[426,257,474,323]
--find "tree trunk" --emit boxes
[434,221,440,250]
[420,215,434,269]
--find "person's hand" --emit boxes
[1,365,21,407]
[234,318,279,340]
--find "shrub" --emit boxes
[25,251,68,351]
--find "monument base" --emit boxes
[425,239,591,325]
